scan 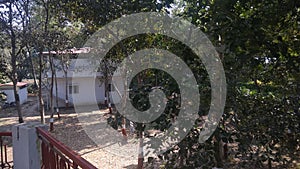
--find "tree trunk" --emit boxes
[214,130,224,168]
[105,76,110,104]
[8,1,23,123]
[137,128,144,169]
[104,61,110,106]
[49,55,54,116]
[268,157,272,169]
[136,74,144,169]
[104,82,108,106]
[38,0,50,124]
[54,66,60,118]
[27,46,38,88]
[12,81,24,123]
[64,70,68,108]
[38,53,45,124]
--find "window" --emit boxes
[108,83,115,92]
[69,85,79,94]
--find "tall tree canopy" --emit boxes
[0,0,298,168]
[167,0,300,168]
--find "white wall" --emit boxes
[18,87,28,104]
[51,79,67,107]
[72,77,103,106]
[2,89,15,103]
[2,87,28,104]
[12,123,46,169]
[49,59,103,79]
[52,75,125,106]
[53,77,106,106]
[95,78,105,103]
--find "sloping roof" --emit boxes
[0,82,27,89]
[42,47,91,55]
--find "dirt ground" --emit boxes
[0,95,142,169]
[1,95,299,169]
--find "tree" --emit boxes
[30,0,56,124]
[162,0,300,168]
[44,31,70,117]
[0,0,33,123]
[30,0,74,123]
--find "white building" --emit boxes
[44,48,123,107]
[0,82,28,104]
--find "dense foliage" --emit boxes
[172,0,300,168]
[0,0,299,168]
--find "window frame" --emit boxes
[69,84,79,94]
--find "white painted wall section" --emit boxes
[12,123,47,169]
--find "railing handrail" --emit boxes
[36,127,97,169]
[0,132,12,137]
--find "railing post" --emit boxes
[0,132,12,168]
[12,123,47,169]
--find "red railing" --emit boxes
[36,127,97,169]
[0,132,12,169]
